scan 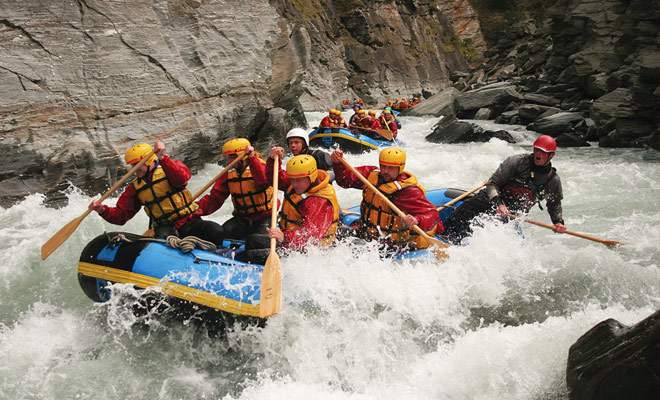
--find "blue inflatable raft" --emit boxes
[76,188,471,321]
[309,127,399,152]
[341,188,468,258]
[77,233,265,321]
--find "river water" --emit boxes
[1,113,658,399]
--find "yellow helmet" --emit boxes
[368,110,376,116]
[357,109,366,115]
[379,147,406,173]
[125,143,156,166]
[286,154,318,183]
[222,138,251,156]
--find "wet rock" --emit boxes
[425,120,514,144]
[555,133,591,147]
[527,112,585,136]
[566,309,660,400]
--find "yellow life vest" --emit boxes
[329,118,346,128]
[360,170,436,248]
[133,166,199,227]
[226,158,273,218]
[279,170,340,247]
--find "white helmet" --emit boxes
[286,128,309,147]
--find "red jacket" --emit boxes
[98,155,196,228]
[380,117,398,138]
[196,155,274,222]
[319,116,332,128]
[333,163,441,232]
[368,117,382,130]
[266,157,337,249]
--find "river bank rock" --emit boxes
[410,0,659,150]
[566,309,660,400]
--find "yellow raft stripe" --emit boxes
[77,262,261,318]
[311,132,379,149]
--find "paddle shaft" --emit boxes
[259,154,283,318]
[270,155,279,251]
[191,153,247,201]
[339,158,448,249]
[506,213,623,247]
[436,181,488,211]
[41,150,156,260]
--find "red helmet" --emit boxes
[533,135,557,153]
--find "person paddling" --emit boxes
[331,147,441,255]
[194,138,275,263]
[443,135,567,244]
[88,140,225,246]
[279,128,334,182]
[264,149,340,253]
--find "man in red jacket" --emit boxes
[331,147,441,254]
[195,138,275,262]
[379,109,398,139]
[88,140,224,246]
[265,148,340,251]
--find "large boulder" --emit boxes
[566,310,660,400]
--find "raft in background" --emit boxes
[309,127,398,153]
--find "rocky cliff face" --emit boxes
[0,0,481,206]
[271,0,483,110]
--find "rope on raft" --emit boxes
[107,232,217,253]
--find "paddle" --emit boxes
[41,150,156,260]
[349,125,394,141]
[338,157,449,260]
[141,153,248,237]
[505,213,623,248]
[436,181,488,211]
[259,155,282,318]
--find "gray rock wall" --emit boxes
[1,0,482,206]
[0,0,302,206]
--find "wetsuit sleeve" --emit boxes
[391,186,442,232]
[195,175,230,216]
[311,149,333,171]
[282,197,335,250]
[545,175,564,224]
[159,155,191,188]
[485,154,525,203]
[98,185,142,225]
[332,163,377,189]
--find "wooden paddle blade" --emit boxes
[374,128,394,141]
[603,240,624,248]
[259,250,282,318]
[424,235,450,260]
[41,214,85,260]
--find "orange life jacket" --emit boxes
[360,170,436,248]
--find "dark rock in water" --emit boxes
[566,309,660,400]
[425,120,514,144]
[517,104,562,124]
[556,133,591,147]
[527,112,585,136]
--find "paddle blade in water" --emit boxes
[259,251,282,318]
[41,215,84,260]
